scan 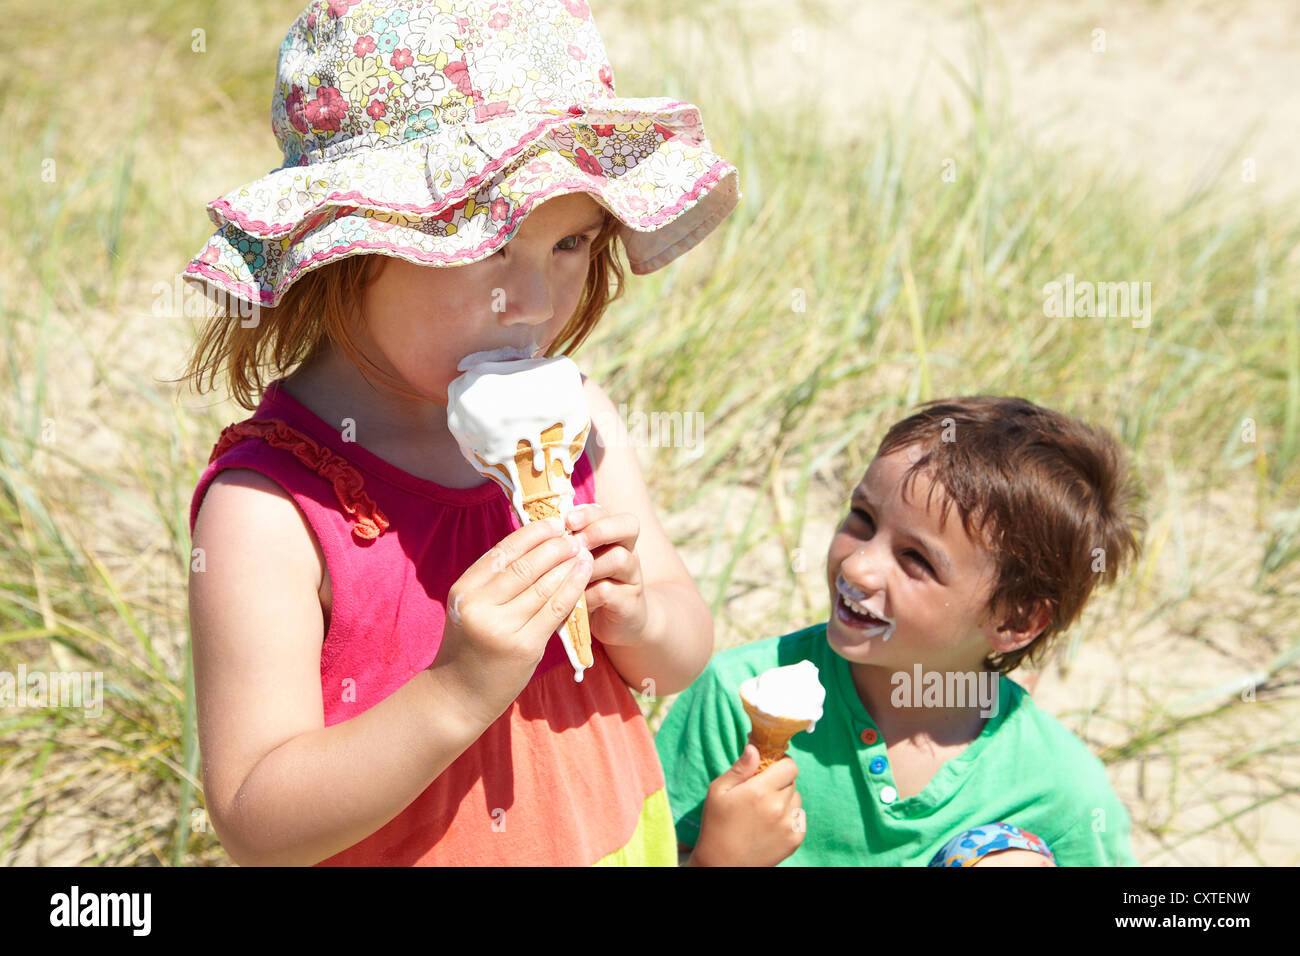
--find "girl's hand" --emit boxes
[565,503,648,648]
[688,746,805,866]
[431,517,593,726]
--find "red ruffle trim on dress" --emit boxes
[209,419,390,541]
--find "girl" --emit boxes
[181,0,738,866]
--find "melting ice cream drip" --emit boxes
[471,422,589,523]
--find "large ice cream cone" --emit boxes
[447,354,596,682]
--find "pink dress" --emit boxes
[189,381,674,865]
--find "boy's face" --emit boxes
[825,446,1005,674]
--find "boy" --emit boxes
[655,396,1143,866]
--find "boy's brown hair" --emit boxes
[179,213,625,410]
[875,396,1144,674]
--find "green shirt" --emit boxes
[655,624,1138,866]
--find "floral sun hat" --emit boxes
[184,0,740,308]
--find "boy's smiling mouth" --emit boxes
[834,574,895,640]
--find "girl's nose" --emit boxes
[501,265,555,328]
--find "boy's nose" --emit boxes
[840,546,887,594]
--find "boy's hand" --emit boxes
[431,517,592,726]
[564,504,648,648]
[688,746,805,867]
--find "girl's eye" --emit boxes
[848,508,873,530]
[556,234,590,252]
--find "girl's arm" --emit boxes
[190,468,587,866]
[580,378,714,697]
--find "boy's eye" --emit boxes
[849,507,873,526]
[904,551,934,575]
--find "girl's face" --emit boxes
[357,192,608,405]
[824,447,1005,675]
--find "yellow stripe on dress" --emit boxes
[592,788,677,867]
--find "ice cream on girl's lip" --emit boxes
[739,660,826,732]
[834,573,896,641]
[455,345,541,371]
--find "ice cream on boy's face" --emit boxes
[445,352,595,682]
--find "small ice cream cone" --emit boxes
[737,661,825,772]
[741,697,813,771]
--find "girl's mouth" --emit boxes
[834,575,895,640]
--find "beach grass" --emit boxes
[0,0,1295,864]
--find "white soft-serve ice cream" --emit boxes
[445,348,595,681]
[445,348,592,518]
[739,660,827,731]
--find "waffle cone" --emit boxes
[513,429,580,521]
[741,697,812,771]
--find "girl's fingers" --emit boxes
[494,533,589,607]
[588,545,638,585]
[466,516,565,584]
[584,579,608,612]
[516,546,593,636]
[464,520,585,607]
[571,512,639,551]
[564,504,604,533]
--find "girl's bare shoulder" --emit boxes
[192,468,328,603]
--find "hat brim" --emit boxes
[184,98,739,307]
